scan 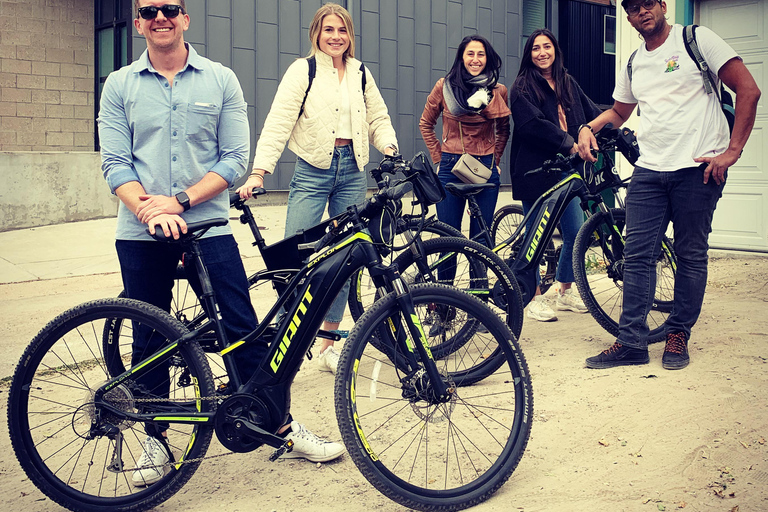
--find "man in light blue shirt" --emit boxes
[98,0,343,487]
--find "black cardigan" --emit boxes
[508,73,602,202]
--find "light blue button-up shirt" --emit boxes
[98,44,249,241]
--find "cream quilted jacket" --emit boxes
[252,51,398,173]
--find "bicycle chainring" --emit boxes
[214,394,273,453]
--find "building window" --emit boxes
[95,0,132,149]
[523,0,548,47]
[604,15,616,55]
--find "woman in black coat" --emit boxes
[508,28,603,322]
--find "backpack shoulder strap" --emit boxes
[627,49,640,115]
[683,25,716,95]
[360,61,366,91]
[298,56,316,119]
[627,49,638,83]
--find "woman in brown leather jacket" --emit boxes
[419,34,510,241]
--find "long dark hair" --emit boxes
[446,35,502,94]
[513,28,574,109]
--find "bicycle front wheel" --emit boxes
[573,208,676,343]
[335,283,533,511]
[8,298,216,512]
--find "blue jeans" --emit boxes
[522,191,584,285]
[618,165,725,349]
[284,145,367,323]
[116,235,265,399]
[436,152,500,244]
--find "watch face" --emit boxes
[176,192,190,210]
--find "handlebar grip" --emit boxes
[383,181,414,201]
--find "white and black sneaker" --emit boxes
[132,435,170,487]
[280,421,345,463]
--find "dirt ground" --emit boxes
[1,253,767,512]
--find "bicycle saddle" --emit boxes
[445,182,497,198]
[147,218,228,243]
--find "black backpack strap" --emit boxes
[627,49,639,115]
[298,56,316,119]
[627,49,638,84]
[683,25,717,96]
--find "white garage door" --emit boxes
[700,0,768,252]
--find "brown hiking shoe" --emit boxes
[585,342,649,369]
[662,332,689,370]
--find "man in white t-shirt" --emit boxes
[577,0,760,370]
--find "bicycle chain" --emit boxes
[101,393,236,474]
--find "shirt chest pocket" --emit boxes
[186,103,219,142]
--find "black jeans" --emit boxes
[617,165,725,349]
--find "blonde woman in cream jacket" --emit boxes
[238,3,398,374]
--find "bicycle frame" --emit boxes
[93,200,449,451]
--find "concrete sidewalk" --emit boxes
[0,202,291,285]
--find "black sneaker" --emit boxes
[585,342,649,369]
[662,332,689,370]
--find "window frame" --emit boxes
[94,0,132,150]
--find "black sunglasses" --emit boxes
[625,0,661,16]
[138,5,185,20]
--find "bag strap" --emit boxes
[298,56,316,119]
[299,57,367,119]
[627,49,638,83]
[627,49,640,116]
[683,25,720,100]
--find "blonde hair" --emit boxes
[307,3,355,60]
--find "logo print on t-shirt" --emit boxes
[665,56,680,73]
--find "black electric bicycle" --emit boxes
[104,155,523,389]
[8,166,533,512]
[370,126,677,343]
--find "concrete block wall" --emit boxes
[0,0,95,151]
[0,152,118,231]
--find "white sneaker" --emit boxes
[280,421,345,462]
[556,288,588,313]
[132,435,170,487]
[527,295,557,322]
[317,346,340,374]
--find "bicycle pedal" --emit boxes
[269,439,294,462]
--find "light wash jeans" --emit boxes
[617,165,725,349]
[284,145,367,323]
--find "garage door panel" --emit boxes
[700,0,766,52]
[711,186,768,251]
[728,119,766,182]
[701,0,767,252]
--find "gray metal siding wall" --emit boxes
[131,0,522,189]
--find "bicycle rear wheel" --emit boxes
[491,203,558,295]
[573,208,676,343]
[9,298,216,512]
[103,266,281,389]
[335,284,533,511]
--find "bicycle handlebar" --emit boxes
[523,124,639,178]
[312,180,414,252]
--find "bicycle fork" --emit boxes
[387,273,454,403]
